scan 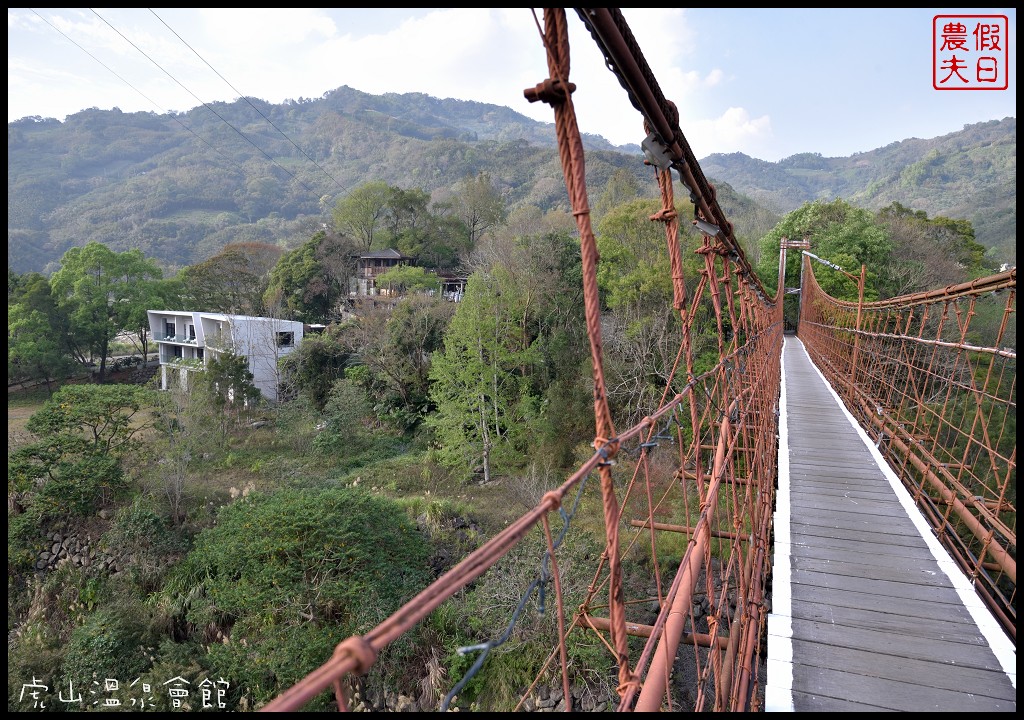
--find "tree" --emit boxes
[757,199,891,300]
[427,271,540,482]
[264,231,345,323]
[312,378,373,455]
[314,232,364,296]
[201,351,262,437]
[25,383,153,455]
[593,198,714,425]
[453,172,507,249]
[179,242,284,315]
[876,202,993,295]
[8,268,27,299]
[8,384,152,534]
[595,198,677,311]
[278,332,353,411]
[332,181,392,250]
[341,294,454,429]
[8,305,74,391]
[122,276,183,363]
[50,242,163,382]
[10,271,82,363]
[332,182,470,270]
[149,375,221,525]
[415,208,472,270]
[380,185,433,250]
[593,168,641,222]
[467,224,592,464]
[469,225,580,377]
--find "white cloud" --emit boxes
[199,8,336,50]
[684,107,773,157]
[52,10,144,59]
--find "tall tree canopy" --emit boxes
[8,303,75,391]
[8,271,76,389]
[331,180,392,250]
[593,197,718,424]
[340,294,455,429]
[264,231,348,323]
[332,181,472,269]
[757,199,892,301]
[427,270,541,483]
[179,242,284,315]
[453,171,507,249]
[49,242,163,382]
[757,198,988,302]
[876,202,993,295]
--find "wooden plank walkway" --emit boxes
[765,336,1016,712]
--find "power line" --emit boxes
[29,9,249,180]
[89,7,321,197]
[147,8,349,195]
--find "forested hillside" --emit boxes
[8,87,1015,274]
[700,117,1016,264]
[7,86,648,275]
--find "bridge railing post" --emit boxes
[850,263,865,386]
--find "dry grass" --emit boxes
[8,389,47,451]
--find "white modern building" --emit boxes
[147,311,304,402]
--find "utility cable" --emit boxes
[147,8,350,195]
[90,7,321,196]
[29,9,248,179]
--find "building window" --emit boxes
[197,348,204,360]
[165,322,176,339]
[277,331,295,348]
[173,346,183,358]
[188,325,196,340]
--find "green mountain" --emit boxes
[700,117,1016,264]
[7,86,1015,274]
[7,86,652,275]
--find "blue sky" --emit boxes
[8,8,1016,162]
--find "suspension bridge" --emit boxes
[261,8,1016,712]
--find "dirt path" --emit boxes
[9,401,41,449]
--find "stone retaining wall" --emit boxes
[34,529,120,574]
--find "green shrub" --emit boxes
[60,605,156,699]
[312,379,372,456]
[164,487,432,709]
[101,501,188,594]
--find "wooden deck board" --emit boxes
[785,641,1017,701]
[783,536,939,564]
[791,555,956,587]
[791,568,964,604]
[785,600,988,644]
[790,524,931,548]
[790,513,919,535]
[789,618,1000,668]
[787,691,894,712]
[789,584,978,624]
[789,485,897,501]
